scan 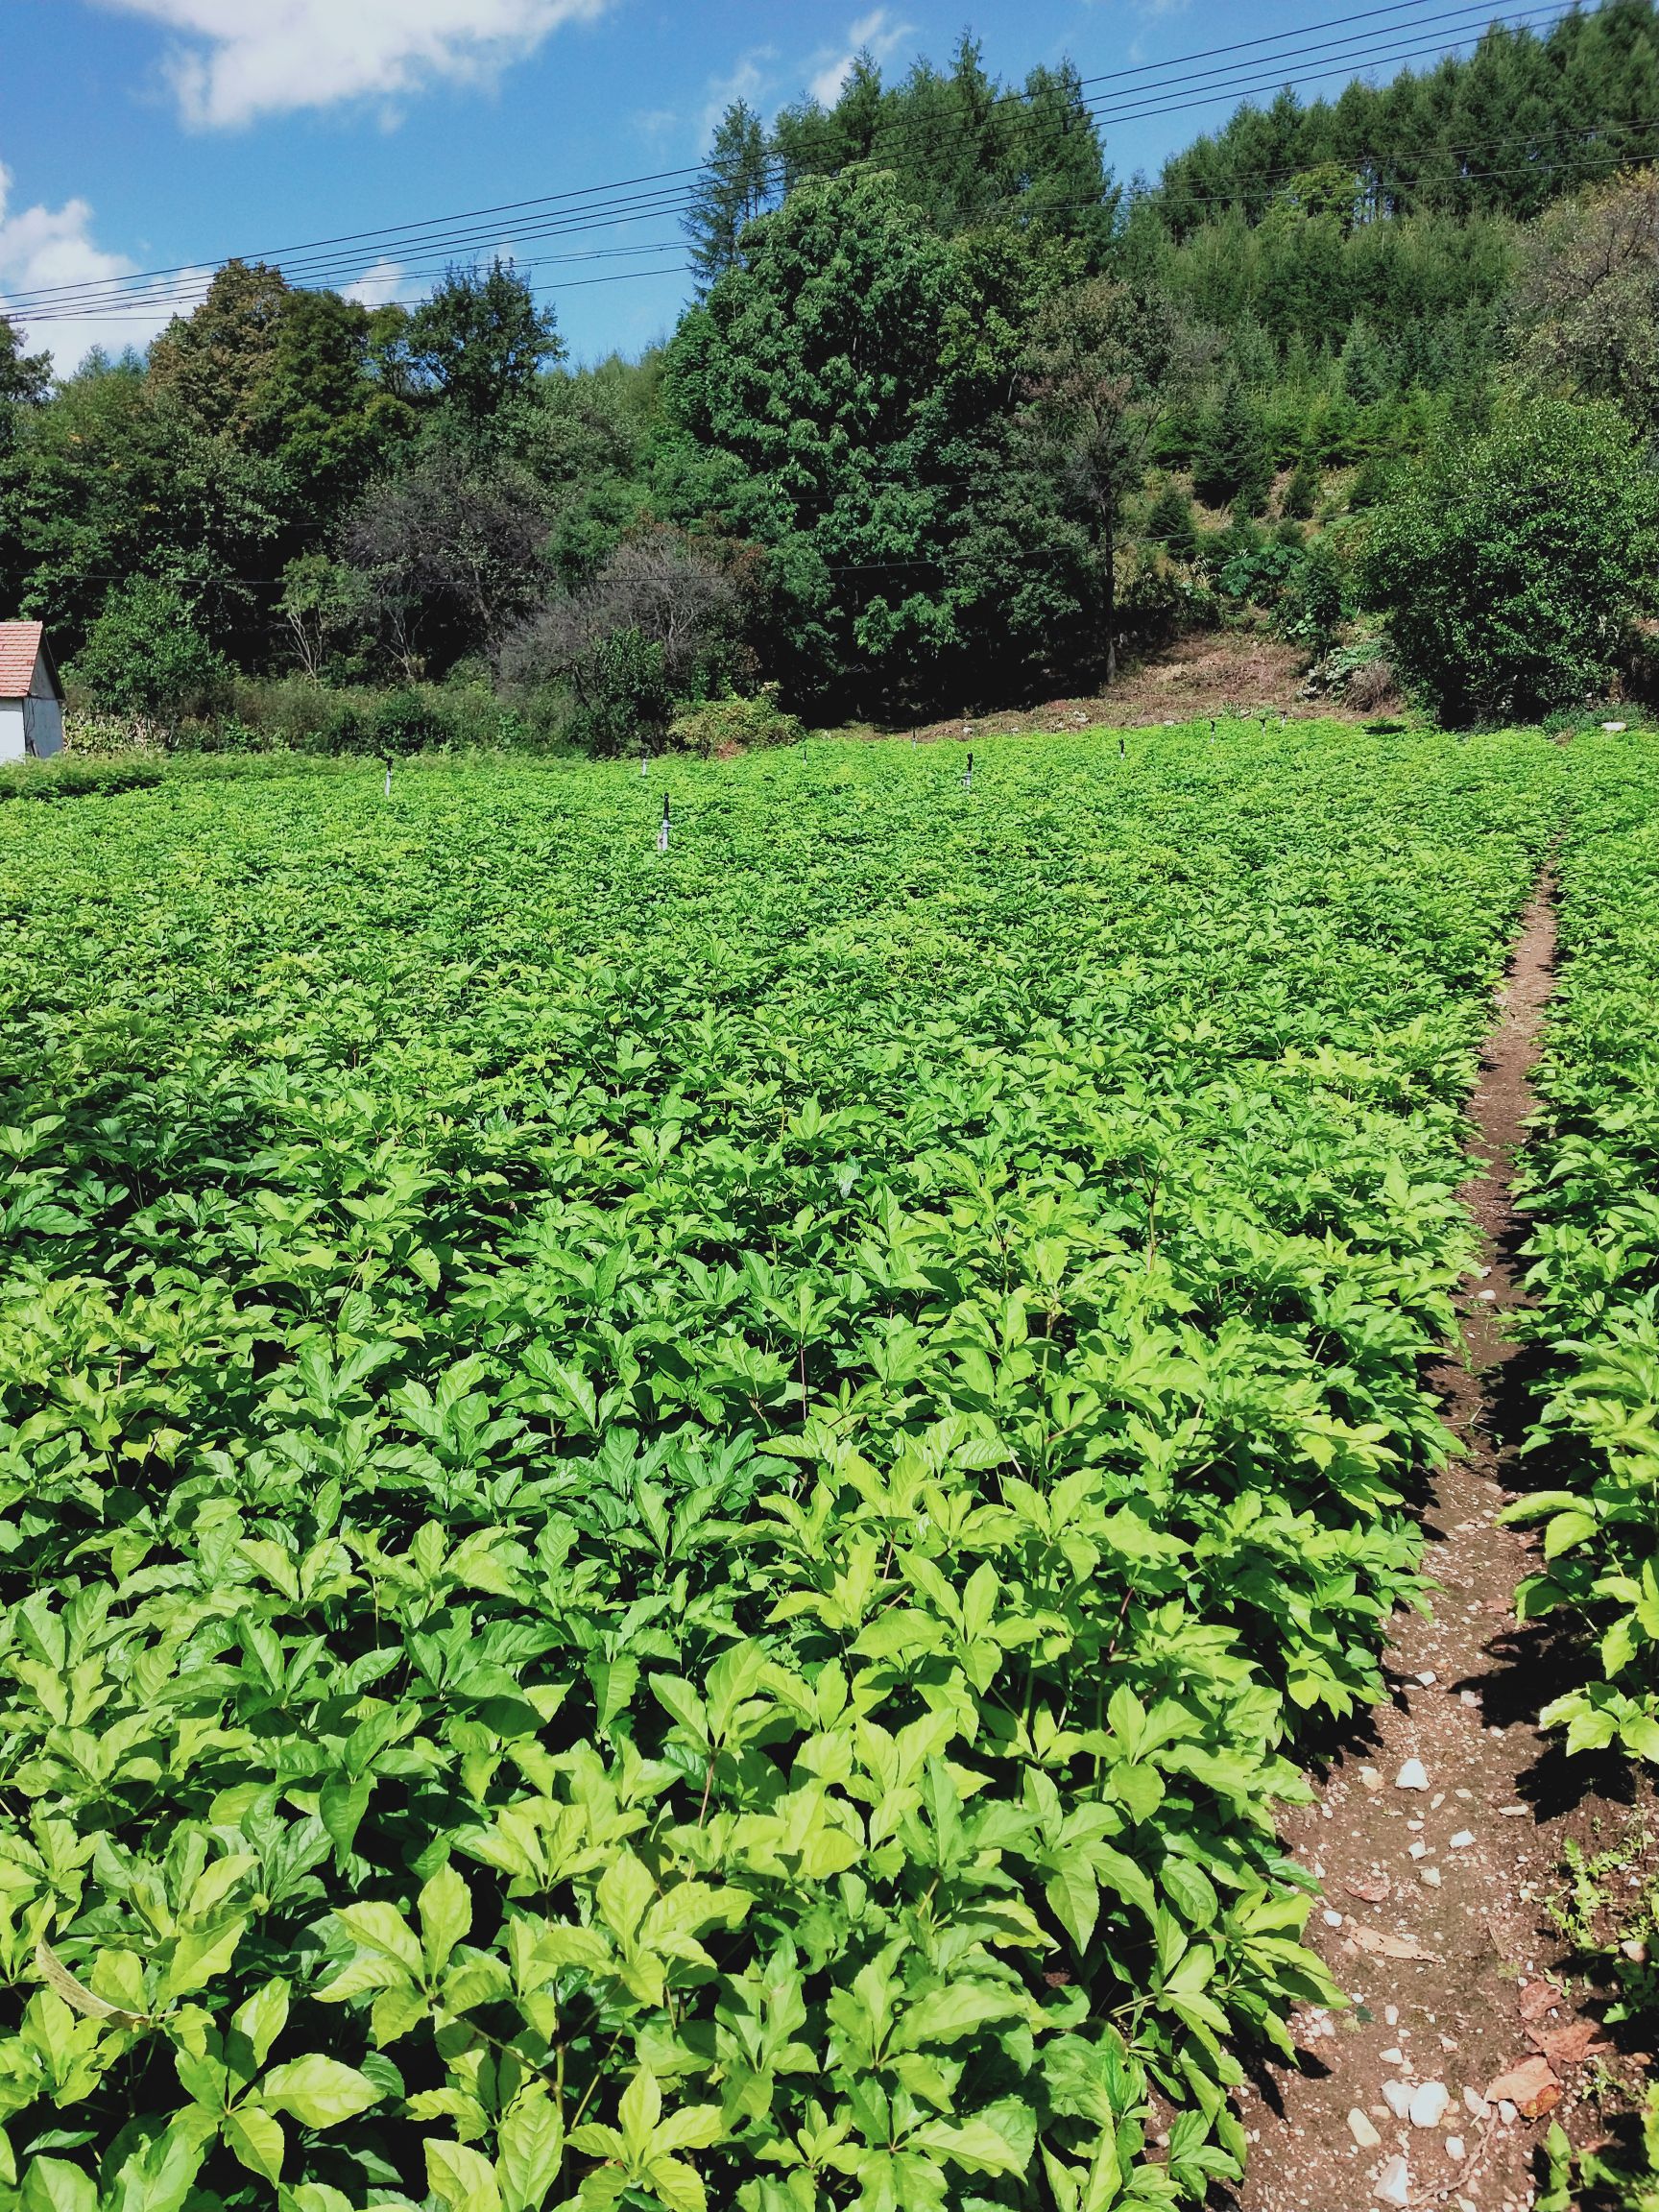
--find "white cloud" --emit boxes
[699,50,775,141]
[0,162,202,371]
[343,255,406,306]
[806,9,914,107]
[94,0,616,131]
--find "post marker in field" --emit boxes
[962,751,973,792]
[383,759,392,798]
[658,793,670,853]
[1118,734,1125,760]
[641,748,649,777]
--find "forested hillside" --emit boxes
[6,1,1659,738]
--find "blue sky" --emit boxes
[1,0,1544,372]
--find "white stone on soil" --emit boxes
[1408,2082,1450,2128]
[1374,2154,1411,2206]
[1395,1759,1430,1791]
[1349,2109,1382,2150]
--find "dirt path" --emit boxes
[1232,875,1620,2212]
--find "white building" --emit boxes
[0,622,64,761]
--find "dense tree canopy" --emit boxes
[7,0,1659,736]
[1358,400,1659,721]
[661,170,1088,711]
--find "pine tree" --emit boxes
[685,102,773,295]
[1281,451,1320,519]
[1192,378,1270,511]
[1144,479,1200,560]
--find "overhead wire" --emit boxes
[5,0,1498,312]
[5,0,1598,326]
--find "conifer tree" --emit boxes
[1281,451,1320,520]
[1192,378,1271,513]
[685,101,773,295]
[1144,478,1200,559]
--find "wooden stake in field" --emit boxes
[658,793,670,853]
[1118,734,1125,759]
[383,759,392,798]
[640,748,650,777]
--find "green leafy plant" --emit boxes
[1358,400,1659,724]
[0,721,1566,2209]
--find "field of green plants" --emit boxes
[0,724,1576,2212]
[1500,730,1659,2206]
[1511,731,1659,1766]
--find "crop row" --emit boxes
[1508,732,1659,1763]
[0,728,1561,2212]
[1503,732,1659,2205]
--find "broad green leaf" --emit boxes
[224,2104,286,2183]
[259,2055,383,2128]
[419,1863,473,1977]
[427,2140,504,2212]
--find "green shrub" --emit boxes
[1279,538,1348,653]
[1347,453,1401,512]
[0,756,162,801]
[1142,480,1200,561]
[566,627,672,756]
[62,710,160,757]
[1280,455,1319,521]
[667,688,803,755]
[373,689,454,757]
[67,578,232,724]
[1360,399,1659,724]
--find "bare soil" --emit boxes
[862,636,1381,743]
[1231,877,1648,2212]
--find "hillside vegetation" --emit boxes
[7,5,1659,740]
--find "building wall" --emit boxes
[0,702,26,762]
[23,694,62,756]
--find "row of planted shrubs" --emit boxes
[0,757,163,802]
[63,676,804,762]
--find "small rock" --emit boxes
[1396,1759,1430,1791]
[1349,2108,1382,2150]
[1499,1804,1528,1816]
[1410,2082,1451,2128]
[1384,2005,1400,2027]
[1459,1690,1480,1708]
[1374,2153,1411,2206]
[1382,2047,1405,2064]
[1499,2099,1518,2124]
[1446,2134,1465,2160]
[1449,1830,1475,1850]
[1417,1671,1437,1686]
[1409,1841,1429,1860]
[1323,1909,1345,1927]
[1462,2088,1489,2120]
[1382,2081,1413,2119]
[1421,1866,1442,1887]
[1359,1766,1383,1792]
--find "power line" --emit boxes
[5,0,1590,325]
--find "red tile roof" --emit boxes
[0,622,45,701]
